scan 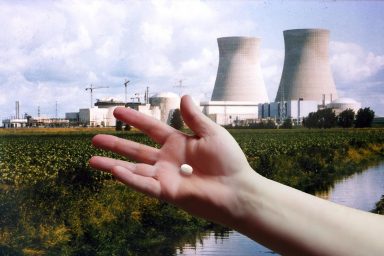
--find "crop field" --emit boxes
[1,128,384,255]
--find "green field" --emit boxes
[1,128,384,255]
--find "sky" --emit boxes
[1,0,384,123]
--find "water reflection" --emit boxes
[176,162,384,256]
[176,231,275,256]
[316,162,384,211]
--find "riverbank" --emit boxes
[1,128,383,255]
[231,128,384,193]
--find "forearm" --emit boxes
[224,171,384,255]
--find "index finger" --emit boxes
[114,107,176,144]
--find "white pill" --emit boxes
[180,164,193,175]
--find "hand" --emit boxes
[90,95,384,255]
[89,95,257,222]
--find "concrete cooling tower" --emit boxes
[211,37,269,103]
[275,29,338,103]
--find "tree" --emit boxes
[168,109,184,130]
[115,120,123,131]
[303,108,337,129]
[355,107,375,128]
[281,118,293,129]
[337,109,355,128]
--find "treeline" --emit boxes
[303,107,375,129]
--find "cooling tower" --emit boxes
[211,37,269,102]
[275,29,338,103]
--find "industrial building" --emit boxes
[259,100,318,124]
[2,101,69,128]
[327,98,361,115]
[202,37,269,125]
[65,93,181,127]
[2,118,28,128]
[260,29,360,123]
[2,117,69,128]
[201,101,260,126]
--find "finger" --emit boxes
[113,107,176,144]
[112,166,161,198]
[180,95,218,137]
[89,156,135,173]
[89,156,157,177]
[92,134,159,164]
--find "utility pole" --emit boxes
[124,80,130,105]
[85,84,109,108]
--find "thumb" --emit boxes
[180,95,218,137]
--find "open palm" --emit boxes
[90,95,254,220]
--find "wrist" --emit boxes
[221,166,266,229]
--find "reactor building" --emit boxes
[202,37,269,125]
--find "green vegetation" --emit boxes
[303,108,337,129]
[304,107,375,129]
[280,118,293,129]
[337,109,355,128]
[1,128,384,254]
[355,107,375,128]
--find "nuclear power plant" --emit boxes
[2,28,364,128]
[260,29,358,124]
[201,37,268,125]
[275,29,338,103]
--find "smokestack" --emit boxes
[275,29,338,103]
[211,37,269,103]
[16,101,20,119]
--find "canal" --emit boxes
[176,162,384,255]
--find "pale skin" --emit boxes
[90,95,384,256]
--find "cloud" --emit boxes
[260,48,284,101]
[0,1,383,121]
[330,41,384,84]
[330,41,384,116]
[0,0,260,121]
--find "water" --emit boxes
[176,162,384,256]
[316,163,384,211]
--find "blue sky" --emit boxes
[0,0,383,122]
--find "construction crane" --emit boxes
[85,84,109,108]
[124,80,130,104]
[174,79,187,96]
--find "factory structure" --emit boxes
[201,37,268,126]
[202,29,361,126]
[2,101,69,128]
[64,93,181,127]
[2,28,363,128]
